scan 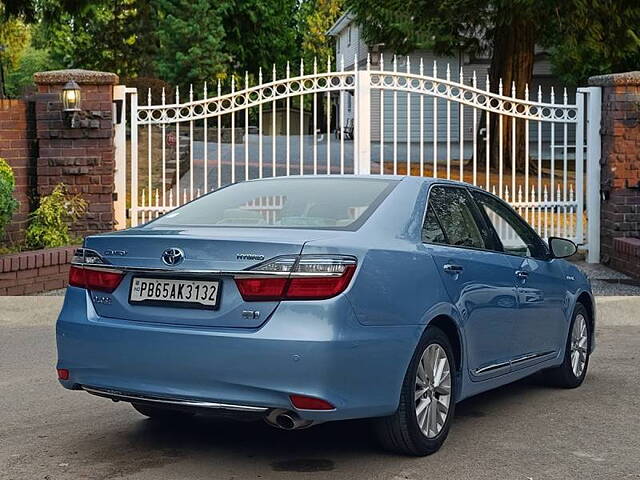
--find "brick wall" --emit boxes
[0,246,75,295]
[590,72,640,277]
[33,69,118,237]
[0,69,122,295]
[0,99,37,244]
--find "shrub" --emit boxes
[25,184,87,249]
[0,158,19,240]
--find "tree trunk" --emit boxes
[0,61,6,99]
[478,17,536,181]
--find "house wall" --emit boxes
[334,23,368,70]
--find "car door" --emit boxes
[422,185,519,380]
[471,190,567,369]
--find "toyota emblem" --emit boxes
[161,247,185,266]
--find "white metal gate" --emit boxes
[114,55,602,261]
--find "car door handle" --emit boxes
[515,270,529,279]
[443,264,464,274]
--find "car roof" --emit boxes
[242,174,474,188]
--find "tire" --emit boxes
[131,402,195,420]
[543,303,591,388]
[374,326,456,456]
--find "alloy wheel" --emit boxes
[415,344,452,438]
[570,313,588,378]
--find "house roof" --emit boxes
[326,12,354,36]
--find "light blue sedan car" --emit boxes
[56,176,595,455]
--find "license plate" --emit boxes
[130,277,220,308]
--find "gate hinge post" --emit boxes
[354,70,371,175]
[113,85,127,230]
[583,86,602,264]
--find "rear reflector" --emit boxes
[57,368,69,380]
[290,394,334,411]
[69,265,124,293]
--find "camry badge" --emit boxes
[162,247,185,266]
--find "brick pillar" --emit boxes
[589,71,640,277]
[33,69,119,236]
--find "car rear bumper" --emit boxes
[56,287,422,422]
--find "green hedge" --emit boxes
[0,158,18,240]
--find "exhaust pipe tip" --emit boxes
[265,409,313,430]
[275,413,296,430]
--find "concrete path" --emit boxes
[1,296,639,479]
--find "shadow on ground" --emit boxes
[75,375,549,476]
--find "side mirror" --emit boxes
[548,237,577,259]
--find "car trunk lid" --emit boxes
[83,227,337,328]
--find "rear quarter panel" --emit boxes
[302,178,453,328]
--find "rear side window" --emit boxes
[424,186,486,249]
[148,178,397,230]
[422,205,447,244]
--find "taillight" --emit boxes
[234,255,356,301]
[286,266,355,299]
[234,277,288,301]
[69,265,124,293]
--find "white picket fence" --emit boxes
[113,55,602,261]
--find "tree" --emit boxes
[0,4,31,97]
[547,1,640,86]
[300,0,343,70]
[34,0,302,90]
[298,0,344,132]
[223,0,300,77]
[153,0,229,89]
[1,0,93,20]
[34,0,158,78]
[5,46,60,97]
[347,0,640,172]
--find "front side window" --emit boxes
[424,186,486,249]
[472,190,548,258]
[148,178,397,230]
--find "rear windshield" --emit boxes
[148,178,398,230]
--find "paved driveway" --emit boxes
[1,296,639,480]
